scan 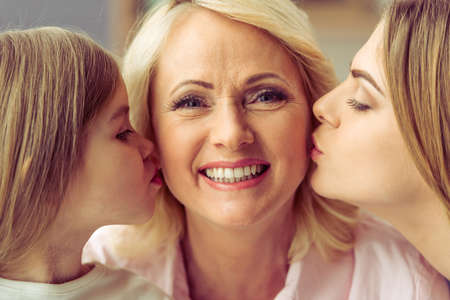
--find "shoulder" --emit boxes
[350,213,449,299]
[354,213,415,255]
[83,225,180,296]
[92,264,171,299]
[83,225,130,267]
[0,264,170,300]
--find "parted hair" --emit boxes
[383,0,449,217]
[0,27,119,272]
[121,0,359,261]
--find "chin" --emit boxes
[310,172,329,196]
[198,207,267,229]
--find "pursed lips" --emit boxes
[311,135,323,154]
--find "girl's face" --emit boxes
[62,78,162,227]
[310,24,430,208]
[150,9,310,227]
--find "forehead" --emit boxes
[352,22,387,91]
[155,7,298,81]
[93,78,128,122]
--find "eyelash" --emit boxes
[116,129,134,141]
[247,87,287,105]
[170,87,288,111]
[346,98,371,112]
[170,95,207,111]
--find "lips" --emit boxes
[148,158,162,186]
[311,136,323,154]
[150,170,163,185]
[199,159,270,185]
[311,135,323,161]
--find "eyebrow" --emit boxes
[246,72,289,86]
[170,80,214,96]
[169,72,289,97]
[350,68,385,96]
[109,105,129,122]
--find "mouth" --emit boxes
[311,136,323,161]
[200,164,269,183]
[150,170,163,185]
[311,136,323,153]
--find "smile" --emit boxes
[201,164,269,183]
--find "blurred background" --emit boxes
[0,0,389,81]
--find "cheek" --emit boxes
[328,119,413,200]
[256,108,310,176]
[154,118,204,186]
[100,153,144,190]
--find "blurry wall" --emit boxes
[300,0,384,80]
[0,0,387,81]
[0,0,110,48]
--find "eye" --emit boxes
[116,129,134,141]
[171,95,208,110]
[346,98,371,112]
[245,87,288,110]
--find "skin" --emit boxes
[311,23,450,279]
[151,8,310,300]
[5,78,161,283]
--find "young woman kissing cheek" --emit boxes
[310,24,432,212]
[149,9,310,228]
[64,78,162,227]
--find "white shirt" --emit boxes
[0,264,170,300]
[84,216,450,300]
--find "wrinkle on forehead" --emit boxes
[157,7,300,91]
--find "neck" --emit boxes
[182,198,296,300]
[365,191,450,279]
[1,220,95,283]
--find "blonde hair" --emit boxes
[383,0,449,217]
[122,0,358,261]
[0,27,120,272]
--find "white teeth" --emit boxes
[234,167,244,178]
[203,164,267,183]
[224,168,233,179]
[244,166,251,176]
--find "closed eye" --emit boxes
[346,98,371,112]
[116,129,134,141]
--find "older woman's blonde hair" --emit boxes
[383,0,449,218]
[122,0,358,261]
[0,27,120,272]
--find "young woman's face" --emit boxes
[63,78,162,227]
[150,9,310,227]
[310,24,429,207]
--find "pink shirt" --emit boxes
[83,216,449,300]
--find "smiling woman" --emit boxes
[84,0,447,299]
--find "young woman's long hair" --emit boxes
[0,27,119,272]
[383,0,450,217]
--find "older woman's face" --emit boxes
[151,8,310,227]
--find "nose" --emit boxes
[209,101,254,151]
[313,86,341,128]
[135,132,155,162]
